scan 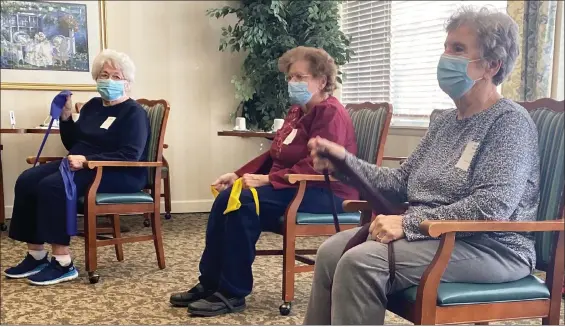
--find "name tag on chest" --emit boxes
[100,117,116,130]
[455,141,479,171]
[283,129,298,145]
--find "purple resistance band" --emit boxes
[35,90,78,236]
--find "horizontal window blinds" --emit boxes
[341,0,507,126]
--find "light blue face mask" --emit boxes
[437,54,482,100]
[97,79,125,101]
[288,81,313,105]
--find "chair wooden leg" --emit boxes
[111,214,124,262]
[150,210,165,269]
[164,174,172,219]
[84,213,99,283]
[0,146,6,232]
[281,226,296,315]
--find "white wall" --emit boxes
[1,1,423,217]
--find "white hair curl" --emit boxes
[91,49,136,83]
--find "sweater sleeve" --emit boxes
[402,112,539,241]
[59,119,77,151]
[268,106,347,187]
[234,151,273,176]
[335,123,436,202]
[85,108,149,162]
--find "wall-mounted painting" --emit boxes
[0,0,107,91]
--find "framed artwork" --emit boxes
[0,0,107,91]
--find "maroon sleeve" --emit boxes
[268,105,348,187]
[234,151,273,177]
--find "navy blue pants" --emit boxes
[198,185,345,298]
[9,160,144,246]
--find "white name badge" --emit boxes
[455,141,479,171]
[283,129,298,145]
[100,116,116,130]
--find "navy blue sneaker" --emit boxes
[27,258,78,286]
[3,253,49,279]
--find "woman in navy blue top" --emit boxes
[4,49,150,286]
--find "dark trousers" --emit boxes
[198,185,345,298]
[9,160,143,246]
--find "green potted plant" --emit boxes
[207,0,352,131]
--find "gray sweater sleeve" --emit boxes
[402,112,538,241]
[336,128,435,203]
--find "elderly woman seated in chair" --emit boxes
[303,6,540,325]
[169,46,359,317]
[3,49,150,286]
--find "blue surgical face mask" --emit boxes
[97,79,125,101]
[437,54,482,100]
[288,81,313,106]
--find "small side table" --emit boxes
[217,130,276,139]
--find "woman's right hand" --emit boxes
[60,95,73,121]
[308,136,346,173]
[212,172,238,192]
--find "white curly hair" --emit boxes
[91,49,136,83]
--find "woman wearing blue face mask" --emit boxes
[303,7,540,325]
[4,49,150,286]
[170,46,359,317]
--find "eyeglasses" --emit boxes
[285,74,311,82]
[98,72,124,81]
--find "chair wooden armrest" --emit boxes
[414,218,565,322]
[284,174,339,184]
[382,156,407,161]
[342,200,372,212]
[420,219,565,237]
[83,161,163,169]
[25,156,64,164]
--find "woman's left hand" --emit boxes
[242,174,270,188]
[67,155,87,171]
[369,215,405,244]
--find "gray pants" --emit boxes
[303,227,531,325]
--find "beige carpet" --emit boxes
[1,214,563,325]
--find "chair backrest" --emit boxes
[136,99,171,187]
[345,102,393,166]
[517,98,565,270]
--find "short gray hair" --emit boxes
[446,6,519,85]
[91,49,136,83]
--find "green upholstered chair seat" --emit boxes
[391,275,549,306]
[277,212,361,225]
[78,192,154,205]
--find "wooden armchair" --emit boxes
[30,99,170,284]
[76,101,173,223]
[257,102,393,315]
[342,98,565,325]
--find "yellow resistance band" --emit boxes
[211,178,260,216]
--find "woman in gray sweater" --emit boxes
[303,6,539,325]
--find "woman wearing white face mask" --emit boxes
[303,7,540,325]
[4,49,150,286]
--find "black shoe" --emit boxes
[187,292,246,317]
[170,283,215,307]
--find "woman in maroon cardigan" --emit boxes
[170,46,359,317]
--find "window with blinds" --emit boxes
[341,0,507,126]
[340,1,391,104]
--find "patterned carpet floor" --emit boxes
[0,213,563,325]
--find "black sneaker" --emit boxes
[187,292,246,317]
[27,258,79,286]
[170,283,215,307]
[3,253,49,279]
